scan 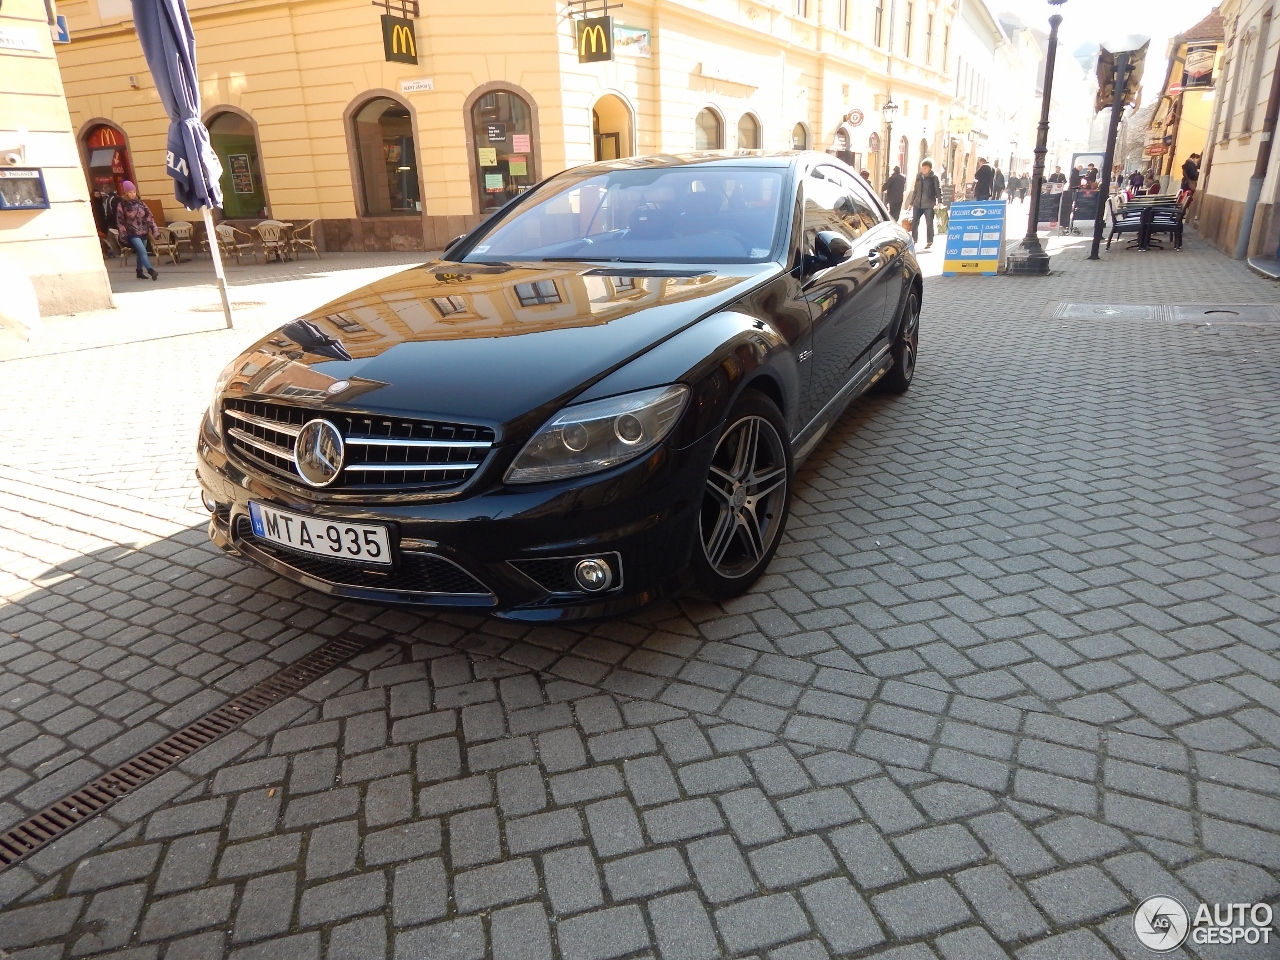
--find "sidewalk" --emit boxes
[0,229,1277,960]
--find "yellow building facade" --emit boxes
[1,0,112,316]
[55,0,958,251]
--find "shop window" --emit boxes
[696,109,723,150]
[738,114,761,150]
[352,97,421,216]
[208,111,268,219]
[792,123,809,150]
[471,89,537,214]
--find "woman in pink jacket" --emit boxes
[114,181,159,280]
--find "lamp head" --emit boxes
[881,100,899,123]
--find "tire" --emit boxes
[691,392,793,601]
[876,289,919,394]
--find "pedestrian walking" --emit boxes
[1128,169,1144,192]
[883,165,907,221]
[910,159,942,249]
[115,181,160,280]
[973,158,994,201]
[992,162,1006,201]
[1017,172,1029,201]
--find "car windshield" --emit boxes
[459,166,787,264]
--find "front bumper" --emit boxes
[196,415,714,621]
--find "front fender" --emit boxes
[576,308,801,449]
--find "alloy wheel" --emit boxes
[700,415,789,579]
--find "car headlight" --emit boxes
[506,385,689,484]
[208,361,237,438]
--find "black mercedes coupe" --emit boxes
[196,152,923,620]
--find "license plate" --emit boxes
[248,502,392,565]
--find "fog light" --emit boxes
[574,558,613,592]
[201,492,218,513]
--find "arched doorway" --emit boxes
[469,88,537,213]
[737,113,761,150]
[791,123,809,150]
[898,135,909,172]
[208,110,268,219]
[919,138,929,165]
[695,108,723,150]
[592,94,632,161]
[82,123,135,228]
[350,96,422,216]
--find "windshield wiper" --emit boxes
[540,256,658,263]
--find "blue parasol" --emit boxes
[130,0,234,327]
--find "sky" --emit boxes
[995,0,1221,100]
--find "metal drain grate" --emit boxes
[0,629,379,869]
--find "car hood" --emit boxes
[222,261,778,438]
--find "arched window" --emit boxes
[351,97,421,216]
[898,135,909,171]
[919,138,929,166]
[791,123,809,150]
[470,88,537,214]
[737,114,761,150]
[208,111,268,219]
[695,108,723,150]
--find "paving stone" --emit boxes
[1026,865,1129,926]
[603,848,690,901]
[715,894,812,954]
[490,902,552,960]
[648,891,721,960]
[556,905,651,960]
[453,858,539,913]
[871,878,972,939]
[644,798,725,843]
[799,877,885,954]
[543,845,605,915]
[893,824,986,874]
[687,833,756,903]
[953,865,1049,943]
[394,916,486,960]
[233,872,297,941]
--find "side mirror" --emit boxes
[818,231,853,263]
[805,230,852,274]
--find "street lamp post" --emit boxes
[1008,1,1066,275]
[1009,139,1018,179]
[882,99,899,183]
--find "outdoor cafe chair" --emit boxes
[167,220,196,260]
[109,228,159,267]
[291,219,321,259]
[153,227,183,265]
[253,220,290,262]
[210,223,258,264]
[1104,195,1145,251]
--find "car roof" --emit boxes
[569,151,810,175]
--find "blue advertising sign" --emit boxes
[942,201,1006,276]
[54,15,70,43]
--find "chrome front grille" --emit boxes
[222,399,495,491]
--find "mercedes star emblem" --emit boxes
[294,419,344,487]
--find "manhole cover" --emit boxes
[1054,304,1161,320]
[191,301,265,312]
[1052,303,1280,323]
[1167,304,1280,322]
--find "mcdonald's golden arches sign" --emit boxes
[381,14,418,64]
[576,16,612,63]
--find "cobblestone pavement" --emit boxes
[0,231,1277,960]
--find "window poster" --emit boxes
[484,173,504,192]
[477,147,498,167]
[507,156,527,177]
[228,154,254,194]
[512,134,531,153]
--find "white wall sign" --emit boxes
[400,78,434,93]
[0,27,42,52]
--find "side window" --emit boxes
[828,169,884,236]
[803,167,856,253]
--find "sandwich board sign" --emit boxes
[942,201,1006,276]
